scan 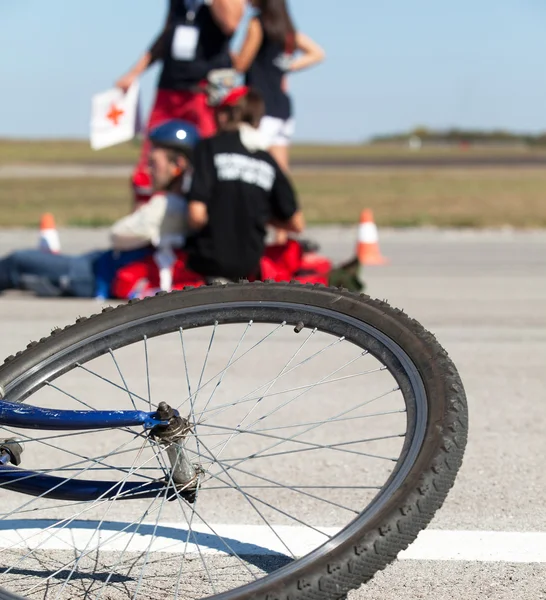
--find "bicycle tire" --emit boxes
[0,283,468,600]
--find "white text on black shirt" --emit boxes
[214,153,276,192]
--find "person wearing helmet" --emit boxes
[185,86,304,281]
[116,0,245,206]
[109,120,199,255]
[0,121,199,299]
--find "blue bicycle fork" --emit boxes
[0,400,198,503]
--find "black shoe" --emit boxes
[299,238,321,254]
[329,258,365,293]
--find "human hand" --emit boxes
[115,71,137,93]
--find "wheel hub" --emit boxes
[150,402,200,503]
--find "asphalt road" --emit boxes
[0,227,545,599]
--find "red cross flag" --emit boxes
[90,81,141,150]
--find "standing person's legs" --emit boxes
[259,116,295,172]
[259,116,296,243]
[0,250,96,297]
[131,89,217,207]
[187,92,217,138]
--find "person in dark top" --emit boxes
[116,0,245,205]
[186,87,304,280]
[231,0,325,174]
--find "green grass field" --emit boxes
[2,168,545,228]
[1,138,543,165]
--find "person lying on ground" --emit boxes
[0,121,199,299]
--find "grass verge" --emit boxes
[1,168,545,228]
[1,138,544,165]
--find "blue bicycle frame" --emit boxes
[0,399,173,501]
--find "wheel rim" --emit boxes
[0,302,428,600]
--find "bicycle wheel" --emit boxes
[0,283,468,600]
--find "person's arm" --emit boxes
[210,0,245,35]
[230,18,263,72]
[188,140,215,230]
[188,201,209,230]
[115,52,153,92]
[289,32,325,73]
[115,1,175,91]
[270,210,305,234]
[110,195,168,250]
[269,163,304,233]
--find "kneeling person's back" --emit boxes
[187,88,303,280]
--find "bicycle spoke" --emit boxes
[244,354,374,433]
[173,501,203,599]
[179,327,193,406]
[21,452,170,595]
[197,484,381,491]
[94,446,173,600]
[55,440,150,598]
[203,387,400,484]
[109,348,138,411]
[144,335,152,413]
[211,457,360,515]
[211,367,388,409]
[76,363,149,407]
[45,381,98,411]
[195,321,217,406]
[212,327,318,463]
[214,433,403,463]
[132,464,171,599]
[1,448,162,581]
[174,321,287,415]
[0,427,153,492]
[197,320,253,422]
[202,353,374,459]
[197,438,296,559]
[151,447,221,596]
[205,468,329,540]
[195,332,345,424]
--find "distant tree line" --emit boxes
[370,127,546,146]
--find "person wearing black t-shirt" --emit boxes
[186,87,304,280]
[231,0,325,174]
[116,0,245,205]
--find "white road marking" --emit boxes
[398,530,546,563]
[0,522,544,563]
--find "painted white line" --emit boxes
[0,522,545,563]
[398,530,546,563]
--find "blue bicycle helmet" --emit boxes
[148,120,200,162]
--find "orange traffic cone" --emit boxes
[38,213,61,254]
[356,209,388,266]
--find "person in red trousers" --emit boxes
[116,0,244,206]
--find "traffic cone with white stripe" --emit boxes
[38,213,61,254]
[357,209,388,267]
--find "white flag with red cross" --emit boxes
[90,81,142,150]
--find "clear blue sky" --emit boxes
[0,0,544,142]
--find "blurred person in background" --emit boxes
[111,87,310,298]
[230,0,324,243]
[115,0,245,205]
[0,121,199,300]
[231,0,325,174]
[185,85,304,280]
